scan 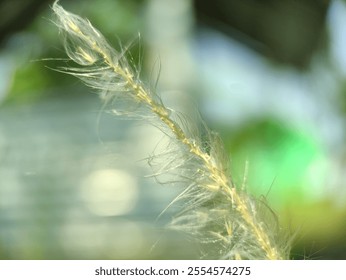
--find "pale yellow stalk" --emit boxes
[51,1,289,260]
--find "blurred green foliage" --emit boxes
[224,120,323,208]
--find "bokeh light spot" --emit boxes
[80,169,138,216]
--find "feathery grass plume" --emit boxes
[51,1,290,259]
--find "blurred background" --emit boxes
[0,0,346,259]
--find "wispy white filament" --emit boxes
[51,1,290,259]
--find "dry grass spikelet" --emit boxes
[51,0,291,260]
